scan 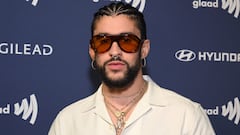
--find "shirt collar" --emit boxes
[86,75,169,115]
[143,75,169,107]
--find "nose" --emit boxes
[108,41,122,56]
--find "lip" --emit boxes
[107,61,125,70]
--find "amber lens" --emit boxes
[91,36,112,53]
[118,34,141,53]
[91,34,141,53]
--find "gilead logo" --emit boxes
[0,94,38,125]
[0,42,53,56]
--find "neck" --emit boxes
[102,78,147,105]
[103,79,148,134]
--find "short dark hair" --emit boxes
[91,2,147,40]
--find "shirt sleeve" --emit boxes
[48,112,63,135]
[187,104,216,135]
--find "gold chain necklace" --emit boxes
[104,90,143,99]
[103,81,147,135]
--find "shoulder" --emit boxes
[147,79,202,111]
[148,80,210,122]
[57,92,97,118]
[145,78,215,134]
[48,92,99,135]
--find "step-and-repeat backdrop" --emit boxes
[0,0,239,134]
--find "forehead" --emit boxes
[93,15,140,36]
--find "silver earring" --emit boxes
[142,58,147,67]
[91,60,96,70]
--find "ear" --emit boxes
[141,39,150,59]
[89,44,96,60]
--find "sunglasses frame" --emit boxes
[90,33,143,53]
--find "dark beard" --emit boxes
[96,56,141,90]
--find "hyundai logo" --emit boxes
[175,49,196,62]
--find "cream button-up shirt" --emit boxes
[48,76,215,135]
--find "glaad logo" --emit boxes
[205,97,240,125]
[175,49,196,62]
[222,97,240,125]
[192,0,240,19]
[92,0,146,12]
[14,94,38,125]
[175,49,240,63]
[222,0,240,18]
[26,0,39,6]
[192,0,219,9]
[0,94,38,125]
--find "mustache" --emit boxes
[104,56,127,65]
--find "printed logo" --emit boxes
[192,0,240,18]
[26,0,39,6]
[222,97,240,125]
[14,94,38,125]
[0,42,53,56]
[222,0,240,18]
[175,49,196,62]
[0,94,38,125]
[92,0,146,12]
[175,49,240,63]
[205,97,240,125]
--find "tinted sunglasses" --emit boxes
[90,33,143,53]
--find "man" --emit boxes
[48,2,215,135]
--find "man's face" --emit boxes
[92,15,142,89]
